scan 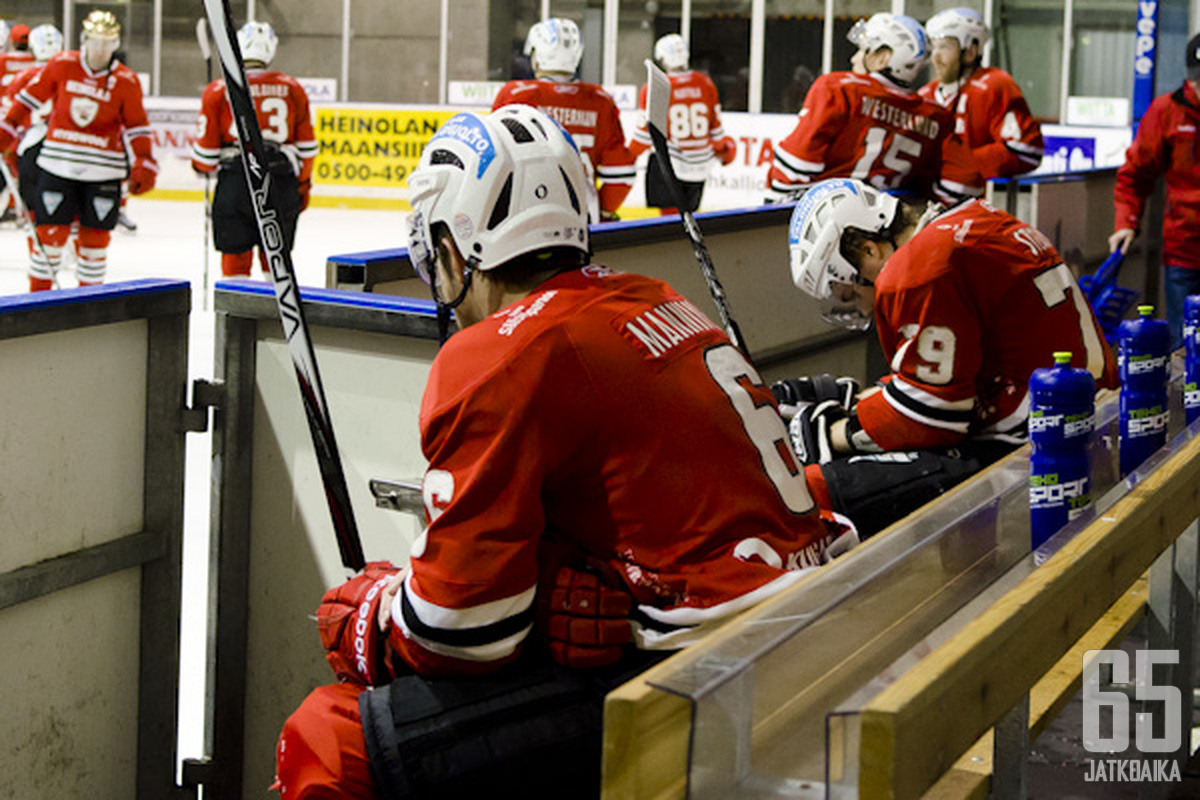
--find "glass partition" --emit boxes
[994,0,1065,120]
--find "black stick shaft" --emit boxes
[203,0,365,570]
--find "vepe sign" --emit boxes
[1133,1,1158,122]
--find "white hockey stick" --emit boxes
[0,156,58,289]
[644,60,752,364]
[196,17,213,311]
[203,0,365,570]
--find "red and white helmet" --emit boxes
[847,13,930,87]
[524,18,584,75]
[237,21,278,66]
[406,105,589,282]
[788,178,897,299]
[926,8,989,52]
[654,34,689,72]
[29,24,63,62]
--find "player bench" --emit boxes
[600,378,1200,799]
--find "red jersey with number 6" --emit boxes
[767,71,950,200]
[854,200,1117,451]
[191,68,316,182]
[390,267,847,676]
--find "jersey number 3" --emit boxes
[706,345,814,514]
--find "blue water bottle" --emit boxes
[1029,351,1095,549]
[1118,305,1170,475]
[1184,295,1200,425]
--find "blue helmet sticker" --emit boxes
[896,14,929,56]
[430,113,496,178]
[789,179,858,245]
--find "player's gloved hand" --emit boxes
[788,399,847,465]
[713,136,736,166]
[316,561,402,686]
[541,563,633,669]
[298,178,312,211]
[128,157,158,195]
[599,209,620,223]
[771,374,858,418]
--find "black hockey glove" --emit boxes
[788,399,848,466]
[771,374,859,418]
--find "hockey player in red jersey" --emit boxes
[493,17,635,222]
[1110,33,1200,350]
[272,106,856,799]
[777,178,1116,536]
[0,11,156,291]
[767,13,951,201]
[0,24,34,89]
[919,8,1042,204]
[191,21,316,279]
[628,33,735,214]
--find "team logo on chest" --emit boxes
[70,96,100,128]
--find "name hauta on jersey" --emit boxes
[859,96,940,139]
[539,105,598,129]
[624,299,719,358]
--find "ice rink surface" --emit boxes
[0,195,412,766]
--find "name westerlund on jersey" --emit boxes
[860,97,940,139]
[624,299,719,358]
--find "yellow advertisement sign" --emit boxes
[313,107,459,188]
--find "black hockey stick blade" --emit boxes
[203,0,365,571]
[644,60,752,363]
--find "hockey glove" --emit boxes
[713,136,736,166]
[771,374,859,418]
[788,399,847,465]
[316,561,402,686]
[128,157,159,196]
[541,564,634,669]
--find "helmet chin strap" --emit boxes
[431,259,475,344]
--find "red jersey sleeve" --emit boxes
[628,82,650,160]
[191,81,226,173]
[286,77,317,182]
[1114,95,1170,233]
[971,71,1042,178]
[3,53,61,132]
[118,68,153,161]
[768,73,846,196]
[592,92,634,213]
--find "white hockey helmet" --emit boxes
[238,21,278,66]
[654,33,689,72]
[525,18,584,75]
[926,8,989,52]
[29,25,64,63]
[788,178,898,329]
[406,105,589,286]
[846,13,930,87]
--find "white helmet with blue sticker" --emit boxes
[407,105,590,283]
[847,13,930,87]
[788,178,897,300]
[525,18,584,75]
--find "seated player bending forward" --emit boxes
[776,178,1117,537]
[273,106,857,800]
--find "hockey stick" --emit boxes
[203,0,366,571]
[0,156,58,289]
[196,17,213,311]
[644,60,751,363]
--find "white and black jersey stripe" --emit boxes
[1004,139,1043,168]
[882,375,975,434]
[596,162,636,186]
[394,573,536,663]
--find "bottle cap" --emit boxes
[1053,351,1072,364]
[1138,304,1155,317]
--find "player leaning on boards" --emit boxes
[272,106,856,799]
[0,11,157,291]
[777,179,1117,537]
[766,13,951,201]
[191,21,316,279]
[627,33,735,215]
[918,8,1043,205]
[492,17,635,222]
